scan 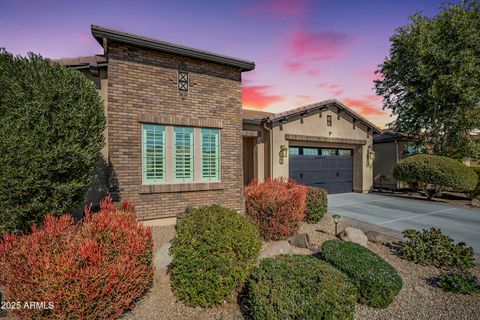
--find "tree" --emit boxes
[375,1,480,160]
[0,50,105,234]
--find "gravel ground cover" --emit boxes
[4,216,479,319]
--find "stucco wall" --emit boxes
[268,106,374,192]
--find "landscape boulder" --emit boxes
[366,230,390,244]
[259,241,293,259]
[339,227,368,247]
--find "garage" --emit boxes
[288,146,353,194]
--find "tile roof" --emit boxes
[55,55,107,68]
[242,109,274,121]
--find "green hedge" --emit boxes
[169,204,261,307]
[247,255,357,320]
[0,50,105,234]
[321,240,402,308]
[305,187,328,223]
[467,167,480,200]
[398,228,475,270]
[393,154,477,199]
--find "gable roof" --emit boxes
[261,99,382,133]
[91,25,255,71]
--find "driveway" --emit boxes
[328,193,480,254]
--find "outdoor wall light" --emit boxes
[332,214,341,236]
[279,145,288,164]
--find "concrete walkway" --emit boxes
[328,192,480,254]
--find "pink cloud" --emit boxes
[357,70,383,82]
[289,31,352,61]
[284,61,304,73]
[242,85,283,109]
[78,33,94,43]
[317,83,343,96]
[244,0,309,18]
[343,97,384,115]
[306,69,321,77]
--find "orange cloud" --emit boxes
[242,85,283,109]
[343,97,384,115]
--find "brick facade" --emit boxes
[106,41,244,220]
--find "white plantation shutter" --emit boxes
[201,128,220,181]
[174,127,194,182]
[142,124,166,183]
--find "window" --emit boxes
[327,115,332,126]
[303,148,319,156]
[178,71,188,91]
[142,124,166,184]
[201,128,220,181]
[174,127,194,182]
[289,147,299,155]
[321,149,336,156]
[338,149,352,157]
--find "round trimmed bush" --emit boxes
[0,50,105,234]
[169,204,261,307]
[321,240,403,308]
[393,154,477,199]
[305,187,328,223]
[0,197,153,320]
[247,254,357,320]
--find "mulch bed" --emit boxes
[122,217,480,320]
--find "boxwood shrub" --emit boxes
[169,204,261,308]
[305,187,328,223]
[467,167,480,200]
[397,228,475,270]
[393,154,478,199]
[247,255,357,320]
[321,240,402,308]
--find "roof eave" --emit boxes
[91,25,255,72]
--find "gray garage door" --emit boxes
[289,147,353,194]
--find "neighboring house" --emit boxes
[242,101,381,194]
[60,25,254,225]
[373,131,415,189]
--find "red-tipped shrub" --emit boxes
[245,178,307,240]
[0,197,153,320]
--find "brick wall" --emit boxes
[106,41,244,220]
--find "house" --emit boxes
[60,25,381,225]
[373,131,415,189]
[60,25,254,225]
[242,101,381,194]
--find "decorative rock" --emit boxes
[338,227,368,247]
[259,241,293,259]
[471,199,480,208]
[366,230,389,244]
[154,242,172,269]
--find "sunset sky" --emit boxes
[1,0,448,128]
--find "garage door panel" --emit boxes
[289,154,353,194]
